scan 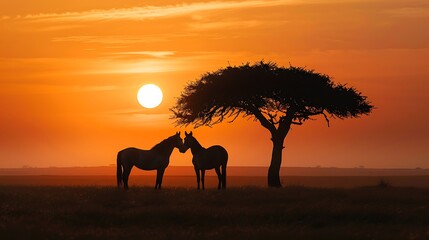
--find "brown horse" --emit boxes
[117,132,183,190]
[180,131,228,189]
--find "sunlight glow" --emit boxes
[137,84,163,108]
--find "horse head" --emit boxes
[170,131,183,150]
[180,131,195,153]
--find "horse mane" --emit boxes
[187,135,203,149]
[150,136,174,152]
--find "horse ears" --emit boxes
[176,131,180,136]
[185,131,188,136]
[190,131,193,136]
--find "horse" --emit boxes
[180,131,228,190]
[116,132,183,190]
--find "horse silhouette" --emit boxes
[180,131,228,189]
[117,132,183,190]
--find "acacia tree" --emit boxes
[171,61,373,187]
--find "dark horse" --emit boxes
[180,131,228,189]
[117,132,183,190]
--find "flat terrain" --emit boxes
[1,185,429,240]
[3,166,429,177]
[3,175,429,188]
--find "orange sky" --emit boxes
[1,0,428,168]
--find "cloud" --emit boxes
[51,35,166,44]
[82,58,188,74]
[69,85,118,92]
[110,51,175,58]
[0,82,118,94]
[106,110,171,125]
[112,110,169,116]
[20,0,305,23]
[51,34,195,44]
[386,7,429,18]
[188,19,262,30]
[78,51,233,75]
[36,25,85,31]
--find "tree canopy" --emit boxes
[171,61,373,133]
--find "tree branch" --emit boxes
[322,111,330,127]
[267,112,280,125]
[227,110,241,123]
[248,105,276,134]
[277,115,293,136]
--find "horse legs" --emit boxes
[215,167,222,190]
[122,166,132,190]
[116,153,123,188]
[155,168,165,190]
[201,169,206,190]
[221,164,227,189]
[194,166,200,190]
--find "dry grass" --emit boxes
[1,185,429,239]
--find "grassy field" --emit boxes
[1,185,429,240]
[3,175,429,188]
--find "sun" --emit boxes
[137,84,163,108]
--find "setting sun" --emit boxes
[137,84,163,109]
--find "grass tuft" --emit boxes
[377,178,392,188]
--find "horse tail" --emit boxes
[116,151,123,188]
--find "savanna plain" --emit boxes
[1,176,429,240]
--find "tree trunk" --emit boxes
[268,135,285,187]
